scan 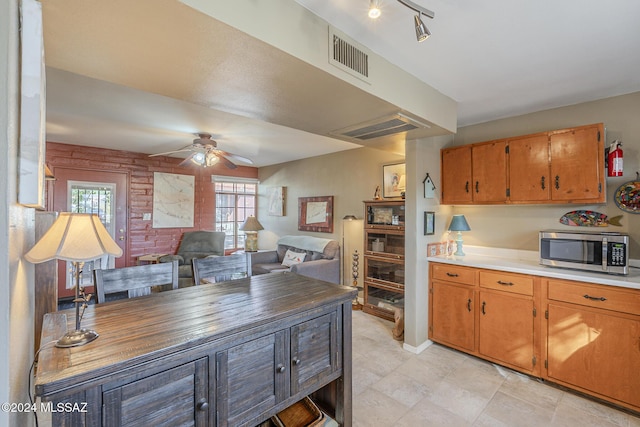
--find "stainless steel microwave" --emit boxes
[539,230,629,275]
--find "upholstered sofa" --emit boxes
[159,231,226,287]
[248,235,340,284]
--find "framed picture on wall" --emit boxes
[298,196,334,233]
[382,163,406,198]
[424,211,435,235]
[267,186,286,216]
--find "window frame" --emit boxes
[213,176,259,251]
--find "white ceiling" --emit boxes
[42,0,640,168]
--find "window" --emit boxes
[214,178,258,250]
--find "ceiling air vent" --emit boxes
[332,113,431,141]
[329,26,370,83]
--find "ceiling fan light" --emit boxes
[205,152,219,167]
[414,13,430,42]
[191,152,205,165]
[368,0,382,19]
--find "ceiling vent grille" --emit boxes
[329,26,370,82]
[332,113,431,141]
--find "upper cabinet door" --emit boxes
[472,141,507,203]
[550,124,605,202]
[509,134,551,202]
[441,146,473,204]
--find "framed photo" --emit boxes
[267,186,285,216]
[298,196,334,233]
[424,211,435,235]
[382,163,406,198]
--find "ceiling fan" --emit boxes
[149,133,253,169]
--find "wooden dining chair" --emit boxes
[192,254,251,285]
[94,259,179,303]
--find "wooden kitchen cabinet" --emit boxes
[441,123,605,205]
[429,264,476,353]
[545,278,640,411]
[429,264,540,376]
[441,141,507,204]
[441,146,473,204]
[508,133,551,202]
[471,140,508,203]
[549,124,605,202]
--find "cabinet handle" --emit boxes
[541,176,546,190]
[475,181,479,193]
[467,298,472,312]
[276,364,286,373]
[481,301,486,315]
[555,175,560,189]
[465,181,469,193]
[497,280,514,286]
[292,358,301,366]
[196,399,209,411]
[583,294,607,302]
[446,272,459,277]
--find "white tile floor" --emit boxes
[351,310,640,427]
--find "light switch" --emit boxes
[143,213,151,221]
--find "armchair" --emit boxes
[248,235,340,284]
[159,231,226,287]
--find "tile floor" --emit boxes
[351,310,640,427]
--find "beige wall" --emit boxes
[257,146,404,283]
[2,0,37,426]
[449,92,640,258]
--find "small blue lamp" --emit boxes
[448,214,471,256]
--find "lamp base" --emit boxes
[244,231,259,252]
[454,232,466,256]
[55,329,99,348]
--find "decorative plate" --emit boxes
[614,180,640,214]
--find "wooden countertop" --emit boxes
[36,272,356,397]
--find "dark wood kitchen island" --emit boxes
[36,272,357,426]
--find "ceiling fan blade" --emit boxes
[216,153,238,169]
[178,152,199,167]
[217,150,253,165]
[148,145,194,157]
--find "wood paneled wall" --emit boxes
[45,142,258,266]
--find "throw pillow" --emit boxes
[281,249,306,267]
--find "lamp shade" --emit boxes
[25,213,123,263]
[239,216,264,232]
[448,214,471,232]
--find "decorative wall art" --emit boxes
[18,0,46,209]
[298,196,334,233]
[424,211,435,235]
[153,172,195,228]
[382,163,406,198]
[267,186,286,216]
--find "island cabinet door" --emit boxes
[102,358,209,427]
[216,331,289,427]
[290,311,339,395]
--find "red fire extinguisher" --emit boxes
[608,140,623,177]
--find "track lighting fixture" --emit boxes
[369,0,435,42]
[368,0,382,19]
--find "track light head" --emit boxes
[414,13,431,42]
[368,0,382,19]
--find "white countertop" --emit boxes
[427,246,640,290]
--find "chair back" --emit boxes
[94,260,179,303]
[192,254,250,285]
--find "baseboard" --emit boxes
[402,339,433,354]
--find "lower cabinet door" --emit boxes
[216,331,288,427]
[547,304,640,408]
[478,291,535,372]
[431,281,475,352]
[102,358,209,427]
[290,312,338,395]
